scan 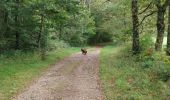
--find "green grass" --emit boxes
[0,47,80,100]
[100,46,170,100]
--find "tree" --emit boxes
[15,0,20,50]
[155,0,169,51]
[167,0,170,55]
[132,0,140,54]
[0,0,96,53]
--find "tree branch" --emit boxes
[138,10,157,27]
[138,2,152,15]
[103,0,111,4]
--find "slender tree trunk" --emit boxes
[4,0,9,36]
[155,7,166,51]
[167,1,170,55]
[131,0,140,54]
[37,30,41,48]
[123,8,127,29]
[39,14,46,60]
[4,11,10,36]
[15,0,20,50]
[0,11,4,41]
[86,0,91,11]
[59,24,63,39]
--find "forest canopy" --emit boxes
[0,0,170,56]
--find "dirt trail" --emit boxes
[12,48,103,100]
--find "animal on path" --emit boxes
[81,48,87,55]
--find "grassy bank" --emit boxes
[100,46,170,100]
[0,48,79,100]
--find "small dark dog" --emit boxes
[81,48,87,55]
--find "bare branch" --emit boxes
[138,10,157,27]
[138,2,152,15]
[103,0,111,4]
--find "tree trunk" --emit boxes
[167,1,170,55]
[155,7,166,51]
[131,0,140,54]
[123,8,127,29]
[155,0,169,51]
[15,0,20,50]
[4,0,9,37]
[4,11,10,36]
[37,29,41,48]
[86,0,91,11]
[59,24,63,39]
[39,14,46,60]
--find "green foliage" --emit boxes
[91,0,132,44]
[0,0,96,52]
[140,34,154,51]
[100,45,170,100]
[141,58,154,68]
[157,64,170,82]
[47,39,69,51]
[136,34,155,68]
[152,53,170,82]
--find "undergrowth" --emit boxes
[100,45,170,100]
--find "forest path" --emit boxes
[12,48,103,100]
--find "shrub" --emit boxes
[136,34,155,68]
[140,34,154,51]
[153,54,170,82]
[47,39,69,51]
[69,35,87,46]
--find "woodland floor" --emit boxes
[12,48,103,100]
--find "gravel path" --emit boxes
[12,48,103,100]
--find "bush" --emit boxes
[69,35,87,46]
[152,54,170,82]
[140,34,154,51]
[47,39,70,51]
[158,67,170,82]
[135,34,155,68]
[100,45,170,100]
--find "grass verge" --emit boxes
[100,45,170,100]
[0,47,80,100]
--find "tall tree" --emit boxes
[167,0,170,55]
[155,0,169,51]
[40,14,46,60]
[0,0,96,53]
[15,0,20,50]
[132,0,140,54]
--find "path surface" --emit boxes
[12,48,103,100]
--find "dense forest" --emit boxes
[0,0,96,60]
[0,0,170,100]
[1,0,170,56]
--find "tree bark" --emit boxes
[155,0,169,51]
[132,0,140,54]
[167,0,170,55]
